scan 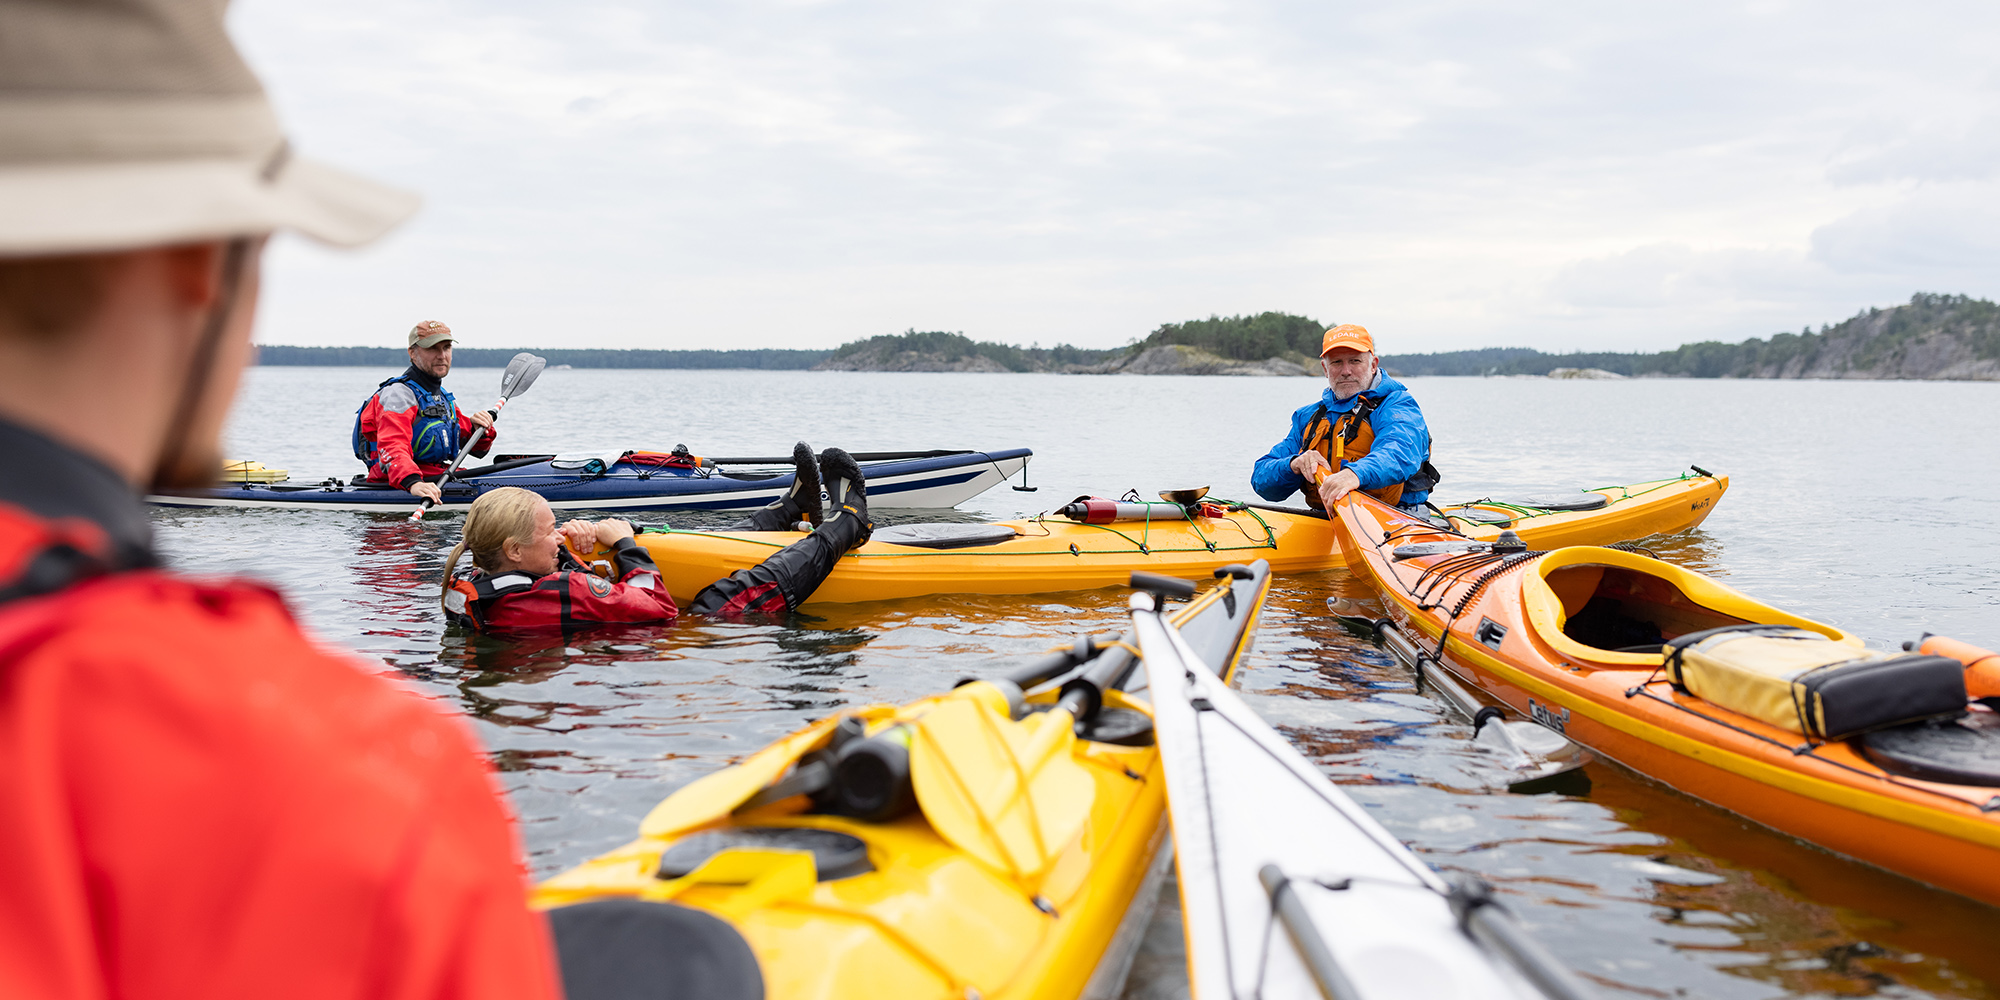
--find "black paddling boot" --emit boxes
[818,447,871,545]
[730,441,823,532]
[689,449,866,615]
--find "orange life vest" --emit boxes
[1301,396,1407,507]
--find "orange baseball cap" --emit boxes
[1320,324,1374,356]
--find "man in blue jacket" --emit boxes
[1253,324,1437,510]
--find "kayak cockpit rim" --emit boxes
[1521,546,1857,668]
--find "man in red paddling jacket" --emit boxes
[0,3,782,998]
[354,319,497,506]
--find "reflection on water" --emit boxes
[151,369,2000,1000]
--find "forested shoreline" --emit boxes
[258,294,2000,380]
[255,346,831,369]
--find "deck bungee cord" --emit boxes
[1616,673,2000,813]
[635,496,1286,561]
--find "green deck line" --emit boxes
[632,499,1285,558]
[1444,472,1698,520]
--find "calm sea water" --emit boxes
[155,366,2000,999]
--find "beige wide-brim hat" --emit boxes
[0,0,417,257]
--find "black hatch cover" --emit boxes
[1859,712,2000,788]
[1504,493,1610,512]
[657,827,873,881]
[872,523,1018,549]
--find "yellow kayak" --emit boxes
[625,469,1727,605]
[534,563,1275,1000]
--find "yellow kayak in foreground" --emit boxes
[627,469,1726,605]
[534,563,1274,1000]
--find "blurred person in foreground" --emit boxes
[1252,323,1439,511]
[354,319,497,505]
[0,1,571,996]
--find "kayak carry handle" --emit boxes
[1447,876,1597,1000]
[1129,572,1197,602]
[1213,564,1255,580]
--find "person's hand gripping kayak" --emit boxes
[411,352,547,520]
[1290,450,1362,508]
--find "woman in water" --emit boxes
[442,444,869,629]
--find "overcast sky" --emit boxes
[234,0,2000,354]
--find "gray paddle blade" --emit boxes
[500,352,547,399]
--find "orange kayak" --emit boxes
[621,470,1727,606]
[1331,492,2000,905]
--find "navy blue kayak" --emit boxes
[149,448,1032,513]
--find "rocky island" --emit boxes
[812,313,1327,376]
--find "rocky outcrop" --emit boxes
[813,350,1013,373]
[1547,367,1626,380]
[819,341,1318,375]
[1735,299,2000,380]
[1080,345,1315,376]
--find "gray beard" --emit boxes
[1332,369,1381,401]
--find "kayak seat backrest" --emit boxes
[1547,564,1748,652]
[1665,628,1967,741]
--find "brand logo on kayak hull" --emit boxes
[1528,698,1570,735]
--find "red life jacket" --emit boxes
[445,557,678,631]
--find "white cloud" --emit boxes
[231,0,2000,352]
[1812,186,2000,275]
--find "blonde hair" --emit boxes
[441,487,545,610]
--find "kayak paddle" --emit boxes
[409,351,547,520]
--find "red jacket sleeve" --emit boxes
[0,573,561,1000]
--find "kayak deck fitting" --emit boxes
[1331,490,2000,906]
[147,448,1032,513]
[622,469,1727,605]
[534,564,1274,1000]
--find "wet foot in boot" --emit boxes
[818,447,871,548]
[786,441,823,527]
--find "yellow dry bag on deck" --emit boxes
[1664,625,1966,741]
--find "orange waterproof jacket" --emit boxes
[0,430,559,1000]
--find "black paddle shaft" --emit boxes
[1056,643,1135,725]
